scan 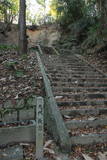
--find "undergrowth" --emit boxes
[0,44,18,51]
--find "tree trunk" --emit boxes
[101,0,107,25]
[96,0,102,13]
[100,0,107,41]
[4,6,8,23]
[18,0,27,54]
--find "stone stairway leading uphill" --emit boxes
[42,52,107,141]
[36,48,107,158]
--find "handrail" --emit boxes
[51,46,60,55]
[36,49,71,152]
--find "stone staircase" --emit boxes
[40,52,107,146]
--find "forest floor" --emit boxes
[0,49,42,106]
[0,49,69,160]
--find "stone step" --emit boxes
[61,108,107,116]
[65,118,107,129]
[52,82,107,87]
[49,73,102,76]
[53,86,107,93]
[46,66,92,70]
[51,77,107,82]
[45,64,90,68]
[54,92,107,100]
[48,70,99,74]
[50,74,104,78]
[40,51,107,149]
[57,99,107,107]
[47,65,91,68]
[71,133,107,145]
[47,68,96,72]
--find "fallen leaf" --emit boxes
[24,86,31,90]
[2,153,8,157]
[14,94,19,99]
[98,152,107,160]
[74,81,78,84]
[64,115,71,119]
[44,147,55,154]
[55,96,63,99]
[0,78,6,82]
[88,117,96,121]
[20,143,30,146]
[44,140,53,148]
[82,154,94,160]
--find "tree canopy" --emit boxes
[0,0,19,23]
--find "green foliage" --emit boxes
[55,0,86,27]
[36,0,45,7]
[10,0,19,17]
[0,0,19,23]
[0,44,18,50]
[20,54,28,60]
[14,70,25,78]
[49,0,58,19]
[5,61,17,68]
[49,0,99,30]
[88,23,100,35]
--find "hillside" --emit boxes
[0,23,60,48]
[55,21,107,75]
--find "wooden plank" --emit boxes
[36,51,71,152]
[36,97,44,159]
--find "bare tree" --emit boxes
[18,0,27,54]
